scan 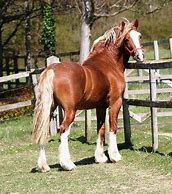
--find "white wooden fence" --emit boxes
[124,60,172,152]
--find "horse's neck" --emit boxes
[106,46,129,70]
[83,40,129,72]
[108,42,130,70]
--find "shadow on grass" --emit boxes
[116,139,172,157]
[30,157,96,173]
[30,163,63,173]
[117,142,172,158]
[69,136,96,145]
[118,142,134,151]
[30,158,96,173]
[129,145,172,157]
[75,156,95,166]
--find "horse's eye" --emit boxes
[140,35,142,39]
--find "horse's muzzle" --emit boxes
[133,55,142,62]
[133,52,144,62]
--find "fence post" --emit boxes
[149,40,159,152]
[14,52,19,85]
[123,99,132,146]
[31,71,38,96]
[123,70,132,146]
[85,109,92,141]
[138,69,143,82]
[169,38,172,58]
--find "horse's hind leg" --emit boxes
[108,97,122,162]
[37,145,50,172]
[58,109,76,171]
[95,107,108,163]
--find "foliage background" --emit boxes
[1,1,172,55]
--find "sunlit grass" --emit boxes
[0,113,171,194]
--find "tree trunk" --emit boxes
[24,0,33,71]
[80,0,94,142]
[80,20,90,64]
[80,0,93,64]
[0,30,3,91]
[0,30,3,76]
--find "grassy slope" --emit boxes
[0,113,172,194]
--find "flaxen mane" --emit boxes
[90,20,134,52]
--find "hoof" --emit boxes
[60,159,76,171]
[95,153,108,163]
[108,149,122,163]
[37,164,50,173]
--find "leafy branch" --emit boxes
[40,2,56,56]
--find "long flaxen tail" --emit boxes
[32,68,55,144]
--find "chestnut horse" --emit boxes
[32,20,144,172]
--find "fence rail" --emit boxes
[0,51,80,91]
[124,59,172,152]
[0,100,31,112]
[1,37,172,90]
[127,59,172,69]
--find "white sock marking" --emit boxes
[108,132,122,162]
[95,134,108,163]
[38,145,47,166]
[37,145,50,172]
[59,125,76,170]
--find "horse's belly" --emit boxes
[77,99,108,110]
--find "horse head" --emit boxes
[91,19,144,62]
[122,20,144,62]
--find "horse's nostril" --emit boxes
[133,54,140,61]
[133,54,144,62]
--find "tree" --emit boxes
[79,0,140,63]
[40,1,56,57]
[24,0,33,71]
[0,0,42,77]
[79,0,170,63]
[80,0,93,63]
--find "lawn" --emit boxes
[0,112,172,194]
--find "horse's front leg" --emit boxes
[108,97,122,162]
[58,109,76,171]
[95,107,108,163]
[37,145,50,172]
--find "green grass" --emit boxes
[144,47,171,60]
[0,113,172,194]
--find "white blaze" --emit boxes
[129,30,144,62]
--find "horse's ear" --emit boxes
[133,19,139,29]
[120,21,125,32]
